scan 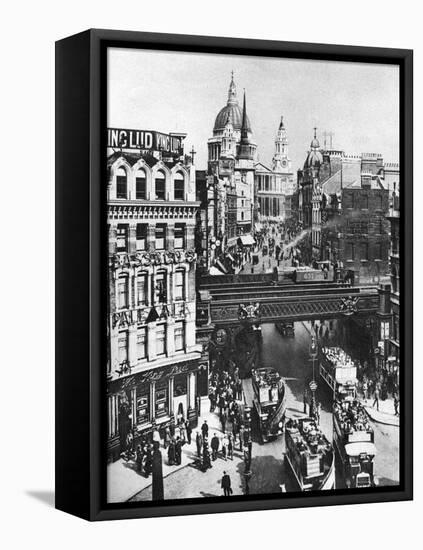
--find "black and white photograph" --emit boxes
[106,47,402,504]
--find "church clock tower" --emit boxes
[272,116,292,173]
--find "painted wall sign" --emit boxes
[107,127,184,154]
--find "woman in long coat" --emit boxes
[167,439,176,466]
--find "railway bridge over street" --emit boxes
[196,272,388,327]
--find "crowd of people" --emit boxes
[333,398,373,434]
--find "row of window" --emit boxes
[117,269,185,309]
[345,242,383,261]
[115,223,186,253]
[117,322,185,365]
[343,193,384,210]
[115,167,185,201]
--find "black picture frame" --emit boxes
[55,28,413,521]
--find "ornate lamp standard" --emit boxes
[309,330,318,419]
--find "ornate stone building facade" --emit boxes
[297,129,399,283]
[255,116,295,225]
[206,74,256,267]
[106,143,201,462]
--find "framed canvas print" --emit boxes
[55,29,413,521]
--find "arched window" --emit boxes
[174,269,185,301]
[116,166,127,199]
[174,172,185,200]
[155,270,167,303]
[155,171,166,200]
[117,274,129,309]
[135,169,147,200]
[137,272,148,306]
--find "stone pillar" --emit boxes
[166,319,175,356]
[128,222,137,254]
[128,323,138,367]
[169,377,174,416]
[110,322,119,375]
[109,223,118,255]
[150,382,156,422]
[189,372,196,409]
[185,317,196,350]
[167,224,175,250]
[148,225,156,251]
[131,388,136,427]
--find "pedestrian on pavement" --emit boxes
[211,433,220,461]
[175,437,183,465]
[167,438,176,466]
[144,444,153,477]
[202,437,212,470]
[238,425,245,452]
[373,387,380,411]
[362,380,368,402]
[201,420,209,439]
[220,410,227,433]
[221,434,228,461]
[136,445,143,474]
[394,393,400,416]
[196,431,203,458]
[152,425,161,447]
[228,433,234,460]
[185,420,192,445]
[164,426,171,449]
[221,471,232,497]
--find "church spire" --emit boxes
[238,90,253,160]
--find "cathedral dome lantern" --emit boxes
[304,127,323,169]
[213,73,252,134]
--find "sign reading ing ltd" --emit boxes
[107,127,184,154]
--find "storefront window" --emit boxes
[136,392,149,425]
[173,372,187,396]
[155,381,168,418]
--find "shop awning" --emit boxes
[238,235,255,246]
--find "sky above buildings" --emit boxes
[108,47,399,172]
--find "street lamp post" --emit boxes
[309,331,318,419]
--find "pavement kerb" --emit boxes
[363,406,400,428]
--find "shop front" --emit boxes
[107,358,199,462]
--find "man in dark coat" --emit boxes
[196,431,203,457]
[152,441,164,501]
[185,420,192,445]
[220,410,227,433]
[201,420,209,439]
[167,439,176,466]
[175,437,183,465]
[211,433,220,461]
[221,471,232,496]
